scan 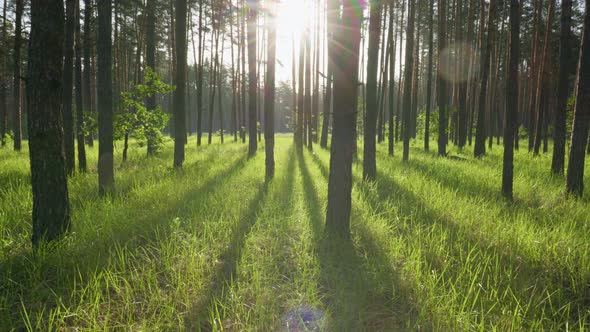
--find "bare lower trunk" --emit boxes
[28,0,71,246]
[566,0,590,196]
[325,0,362,238]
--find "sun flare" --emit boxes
[276,0,311,39]
[273,0,322,81]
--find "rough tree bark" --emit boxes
[174,0,188,167]
[474,0,497,158]
[363,0,383,179]
[63,0,76,175]
[28,0,71,246]
[13,0,23,151]
[437,0,448,156]
[402,0,416,161]
[502,0,520,199]
[566,0,590,197]
[325,0,363,238]
[305,22,313,151]
[532,0,554,156]
[0,0,8,146]
[74,0,86,172]
[296,33,305,150]
[83,0,93,148]
[241,0,247,143]
[457,0,468,148]
[388,3,396,156]
[97,0,114,194]
[425,0,434,151]
[551,0,572,174]
[247,0,258,157]
[197,0,204,146]
[527,0,543,151]
[320,0,334,149]
[312,0,320,143]
[265,0,276,180]
[146,0,157,155]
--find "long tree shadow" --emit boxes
[69,144,249,209]
[316,226,419,330]
[373,171,589,328]
[406,157,500,201]
[0,151,251,329]
[308,148,587,328]
[184,143,303,329]
[403,156,590,245]
[297,150,324,240]
[301,150,419,330]
[184,150,290,330]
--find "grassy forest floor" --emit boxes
[1,135,590,331]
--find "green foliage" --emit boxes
[415,106,439,139]
[115,67,174,153]
[81,110,98,138]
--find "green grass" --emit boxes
[1,135,590,331]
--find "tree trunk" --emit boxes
[320,33,332,150]
[257,19,265,144]
[402,0,416,161]
[533,0,555,156]
[363,0,383,179]
[63,0,76,175]
[305,22,313,151]
[265,0,276,180]
[208,28,219,145]
[425,0,434,151]
[297,33,305,150]
[474,0,497,158]
[389,3,397,156]
[527,0,543,151]
[230,10,238,142]
[13,0,23,151]
[551,0,572,174]
[565,0,590,197]
[469,0,486,146]
[146,0,157,155]
[457,1,468,148]
[83,0,94,147]
[174,0,187,167]
[292,36,298,144]
[241,0,247,143]
[502,0,520,199]
[28,0,71,246]
[437,0,448,156]
[74,0,86,172]
[376,11,388,144]
[395,0,406,143]
[410,15,420,139]
[247,0,258,157]
[218,35,225,144]
[312,0,321,144]
[0,0,8,146]
[97,0,114,194]
[197,0,205,146]
[325,0,363,238]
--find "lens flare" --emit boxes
[438,42,480,83]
